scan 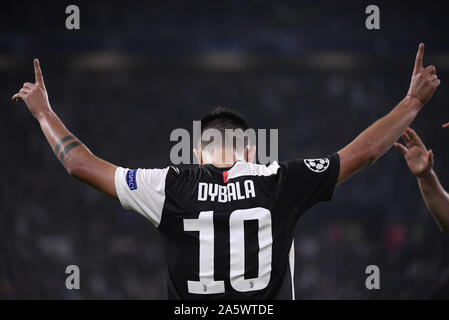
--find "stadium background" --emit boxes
[1,0,449,299]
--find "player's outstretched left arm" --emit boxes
[337,43,440,185]
[12,59,118,198]
[394,128,449,232]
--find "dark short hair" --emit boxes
[199,107,249,148]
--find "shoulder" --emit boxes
[168,164,200,175]
[165,164,205,183]
[227,161,281,180]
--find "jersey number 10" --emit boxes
[183,207,273,294]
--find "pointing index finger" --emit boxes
[34,58,45,88]
[413,43,424,75]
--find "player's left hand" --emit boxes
[12,59,52,120]
[394,127,434,177]
[406,43,441,107]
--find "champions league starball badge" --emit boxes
[304,158,330,173]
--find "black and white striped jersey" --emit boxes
[114,153,340,299]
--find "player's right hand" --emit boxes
[406,43,441,107]
[443,122,449,128]
[394,127,434,177]
[12,59,52,120]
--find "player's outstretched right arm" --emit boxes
[337,43,440,185]
[12,59,118,198]
[394,128,449,233]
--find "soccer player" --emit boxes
[394,128,449,232]
[12,43,440,299]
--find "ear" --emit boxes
[193,148,202,165]
[246,145,257,163]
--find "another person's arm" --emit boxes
[394,128,449,232]
[12,59,118,198]
[337,43,440,185]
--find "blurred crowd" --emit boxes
[1,0,449,299]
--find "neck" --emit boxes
[210,161,236,168]
[201,148,245,167]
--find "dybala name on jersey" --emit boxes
[197,180,256,202]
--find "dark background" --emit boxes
[1,0,449,299]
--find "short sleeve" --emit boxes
[114,167,170,227]
[281,153,340,213]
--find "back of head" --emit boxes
[197,107,251,165]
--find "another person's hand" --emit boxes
[406,43,441,107]
[394,127,434,177]
[12,59,52,120]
